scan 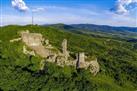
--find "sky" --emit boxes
[0,0,137,27]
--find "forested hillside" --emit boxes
[46,24,137,39]
[0,25,137,91]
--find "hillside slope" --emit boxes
[0,25,137,91]
[71,24,137,33]
[46,24,137,40]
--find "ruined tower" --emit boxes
[62,39,69,60]
[76,52,86,68]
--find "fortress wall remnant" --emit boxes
[21,31,50,58]
[62,39,67,54]
[89,59,100,76]
[62,39,69,60]
[21,32,43,47]
[76,52,86,69]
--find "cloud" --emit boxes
[2,3,136,27]
[111,0,137,14]
[11,0,46,13]
[2,5,136,27]
[11,0,29,12]
[32,8,46,12]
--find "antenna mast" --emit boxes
[32,11,34,25]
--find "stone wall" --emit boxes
[61,39,69,60]
[76,52,86,69]
[21,31,43,47]
[88,59,100,76]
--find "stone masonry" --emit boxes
[62,39,69,61]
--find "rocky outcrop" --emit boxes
[11,30,100,76]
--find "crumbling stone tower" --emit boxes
[76,52,86,68]
[62,39,69,60]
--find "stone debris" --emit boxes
[23,46,35,56]
[88,59,100,76]
[40,59,46,70]
[10,38,21,43]
[12,30,100,76]
[45,39,49,45]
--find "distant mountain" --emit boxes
[44,23,84,34]
[70,24,137,33]
[44,23,77,31]
[44,24,137,33]
[44,24,137,40]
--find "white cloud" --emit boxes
[2,5,136,27]
[11,0,46,13]
[111,0,137,14]
[32,8,46,12]
[11,0,29,12]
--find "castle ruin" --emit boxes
[10,30,100,76]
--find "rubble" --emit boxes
[10,38,21,43]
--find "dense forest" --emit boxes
[0,25,137,91]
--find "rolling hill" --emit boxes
[0,25,137,91]
[45,24,137,39]
[71,24,137,32]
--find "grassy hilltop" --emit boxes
[0,25,137,91]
